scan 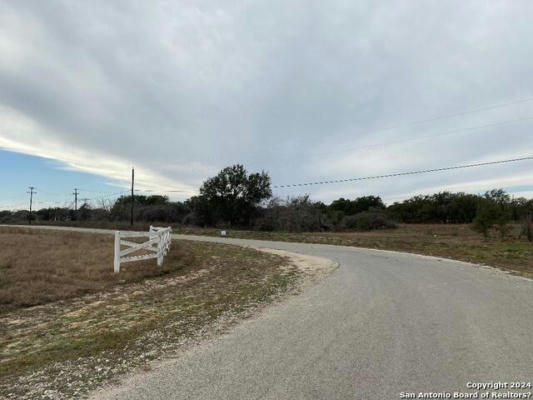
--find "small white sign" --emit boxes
[220,230,227,237]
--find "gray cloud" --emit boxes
[1,0,533,202]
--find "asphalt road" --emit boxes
[98,234,532,400]
[7,226,533,399]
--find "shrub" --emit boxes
[254,196,326,232]
[329,196,385,216]
[341,210,396,231]
[472,199,510,239]
[522,213,533,242]
[327,209,344,229]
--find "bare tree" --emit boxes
[96,197,113,212]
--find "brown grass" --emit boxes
[0,227,198,313]
[0,227,299,399]
[0,227,194,314]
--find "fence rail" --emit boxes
[114,226,172,273]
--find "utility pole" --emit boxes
[27,186,36,225]
[130,168,134,226]
[73,188,79,211]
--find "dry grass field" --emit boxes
[0,227,197,312]
[0,227,300,399]
[174,223,533,277]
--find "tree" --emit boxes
[329,198,352,214]
[196,165,272,226]
[447,194,479,223]
[329,196,385,216]
[484,189,510,207]
[387,192,486,224]
[78,203,92,221]
[352,196,385,213]
[472,199,508,239]
[254,196,326,231]
[484,189,511,240]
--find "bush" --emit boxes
[329,196,385,216]
[471,199,510,239]
[0,211,13,223]
[341,210,396,231]
[387,192,480,223]
[254,196,326,232]
[522,213,533,241]
[136,203,190,223]
[327,209,344,229]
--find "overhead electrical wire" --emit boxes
[366,96,533,132]
[307,116,533,158]
[253,97,533,161]
[273,156,533,188]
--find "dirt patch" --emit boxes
[254,247,337,284]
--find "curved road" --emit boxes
[95,234,533,400]
[7,227,532,398]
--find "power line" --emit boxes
[38,189,65,196]
[369,96,533,132]
[78,188,126,194]
[0,194,122,211]
[0,204,17,209]
[309,115,533,158]
[273,155,533,188]
[0,202,29,210]
[93,191,129,199]
[255,97,533,162]
[135,189,186,193]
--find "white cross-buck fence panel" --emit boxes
[114,226,172,273]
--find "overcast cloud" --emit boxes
[1,0,533,203]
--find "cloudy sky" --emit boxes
[1,0,533,209]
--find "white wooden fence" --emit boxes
[114,226,172,273]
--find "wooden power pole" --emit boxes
[27,186,36,224]
[73,188,79,211]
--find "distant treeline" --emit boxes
[1,165,532,238]
[2,190,531,231]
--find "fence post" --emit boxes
[114,231,121,273]
[157,230,163,266]
[167,228,171,254]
